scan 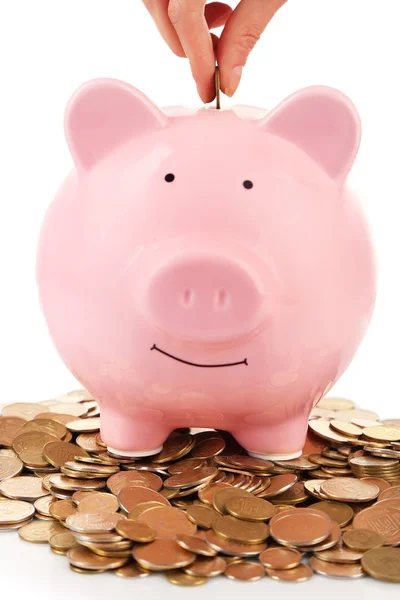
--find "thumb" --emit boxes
[217,0,287,97]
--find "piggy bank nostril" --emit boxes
[181,288,195,308]
[214,288,230,311]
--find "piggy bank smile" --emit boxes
[150,343,248,368]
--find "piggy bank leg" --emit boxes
[232,415,309,460]
[100,408,170,457]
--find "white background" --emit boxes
[0,1,399,598]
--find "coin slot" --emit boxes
[214,288,229,311]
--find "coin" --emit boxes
[68,545,129,570]
[363,426,400,442]
[0,456,23,481]
[133,538,196,571]
[259,547,302,570]
[0,417,26,446]
[34,495,55,517]
[118,486,170,512]
[166,570,208,586]
[214,64,221,109]
[21,418,67,439]
[212,487,251,514]
[205,529,267,556]
[0,476,47,500]
[77,493,119,514]
[43,441,89,468]
[309,420,356,443]
[13,431,59,455]
[138,506,197,538]
[164,466,218,490]
[361,478,391,494]
[2,403,44,420]
[330,420,362,437]
[321,478,380,502]
[224,561,265,581]
[361,547,400,583]
[66,512,126,533]
[269,481,308,505]
[198,482,232,505]
[309,556,364,578]
[50,499,77,520]
[152,434,195,464]
[168,459,206,474]
[49,474,106,491]
[311,500,354,527]
[225,495,275,521]
[191,438,226,459]
[343,528,384,551]
[114,563,150,578]
[266,564,313,582]
[18,520,64,543]
[257,474,297,498]
[213,514,269,544]
[176,533,217,556]
[107,471,162,494]
[353,498,400,545]
[185,504,219,529]
[49,531,78,553]
[113,519,155,543]
[0,499,35,524]
[270,509,331,546]
[185,555,226,577]
[294,521,342,552]
[273,457,320,471]
[76,433,105,453]
[317,397,356,411]
[335,409,379,422]
[315,545,364,563]
[378,485,400,501]
[227,455,274,471]
[128,501,165,520]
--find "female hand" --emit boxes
[142,0,287,102]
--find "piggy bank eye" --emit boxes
[243,180,253,189]
[165,173,175,183]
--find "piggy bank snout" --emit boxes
[145,254,266,343]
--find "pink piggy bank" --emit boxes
[37,79,376,460]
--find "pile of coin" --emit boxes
[1,392,400,585]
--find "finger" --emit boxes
[217,0,288,96]
[142,0,186,57]
[211,32,220,53]
[204,2,233,30]
[168,0,216,103]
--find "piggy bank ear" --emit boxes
[65,79,168,169]
[258,86,361,182]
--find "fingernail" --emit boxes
[225,66,243,97]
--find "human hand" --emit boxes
[142,1,287,103]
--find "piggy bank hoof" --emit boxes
[107,445,163,458]
[247,449,302,461]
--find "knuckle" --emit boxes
[168,0,184,25]
[236,27,262,53]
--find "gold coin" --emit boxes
[191,437,226,459]
[69,565,109,574]
[309,420,356,443]
[361,547,400,583]
[378,485,400,501]
[269,481,308,505]
[353,498,400,545]
[303,480,326,499]
[164,466,218,490]
[116,519,156,542]
[211,486,251,514]
[260,547,302,569]
[166,570,208,586]
[214,64,221,109]
[0,476,48,500]
[314,546,364,563]
[227,455,275,471]
[0,416,27,446]
[296,521,341,552]
[272,457,320,471]
[128,500,165,520]
[198,482,232,505]
[68,545,129,570]
[317,397,355,411]
[66,512,126,533]
[334,409,379,422]
[204,529,267,556]
[186,504,219,529]
[343,528,384,551]
[21,418,67,439]
[2,403,44,420]
[363,426,400,442]
[49,474,106,491]
[266,563,313,582]
[0,456,23,481]
[0,499,35,523]
[330,420,362,437]
[270,509,331,546]
[34,495,55,517]
[133,538,196,571]
[167,458,207,474]
[114,563,150,578]
[118,485,170,512]
[361,478,391,494]
[213,514,269,544]
[43,441,89,468]
[18,447,50,468]
[312,500,354,527]
[76,433,105,453]
[50,499,77,520]
[77,492,119,514]
[152,434,195,464]
[321,478,380,502]
[176,533,217,556]
[352,419,381,428]
[107,470,162,494]
[49,403,89,418]
[138,505,197,538]
[224,560,265,581]
[184,555,226,577]
[73,531,123,543]
[67,389,93,401]
[256,474,297,498]
[225,495,275,521]
[309,556,364,579]
[49,531,79,552]
[66,418,100,433]
[13,431,59,455]
[18,520,64,543]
